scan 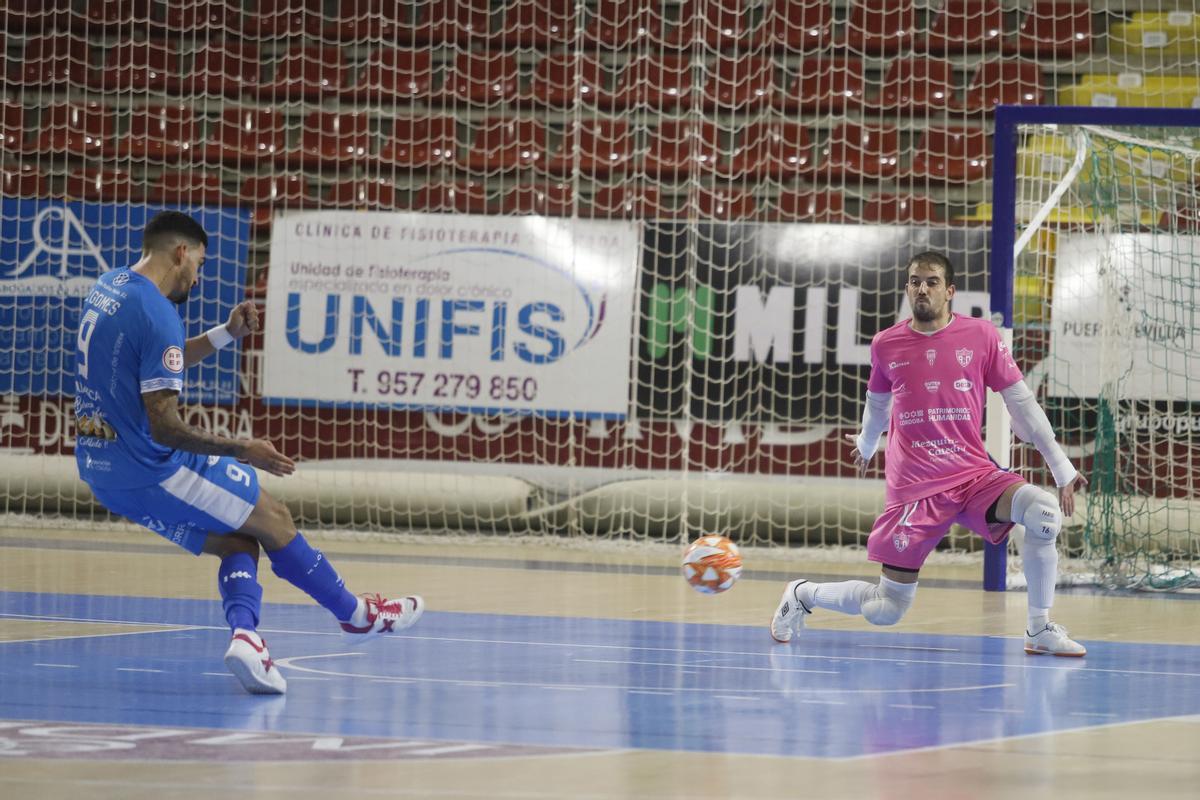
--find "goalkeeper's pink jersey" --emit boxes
[867,314,1024,505]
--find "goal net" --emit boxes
[1003,112,1200,590]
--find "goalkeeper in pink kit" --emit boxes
[771,252,1088,656]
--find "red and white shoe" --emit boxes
[339,593,425,641]
[223,629,287,695]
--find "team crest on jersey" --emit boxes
[892,531,910,552]
[925,348,937,365]
[113,271,130,286]
[925,380,940,392]
[162,346,184,373]
[956,348,973,367]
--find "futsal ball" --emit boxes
[682,535,743,594]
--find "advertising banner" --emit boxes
[0,201,249,404]
[263,212,640,418]
[1047,233,1200,402]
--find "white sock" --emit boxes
[811,580,880,615]
[1028,606,1050,634]
[345,597,368,626]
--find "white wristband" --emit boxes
[206,324,235,350]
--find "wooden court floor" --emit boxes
[1,524,1198,800]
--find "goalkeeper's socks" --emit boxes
[266,533,359,622]
[218,552,262,633]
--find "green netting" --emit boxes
[1015,123,1200,590]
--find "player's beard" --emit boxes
[168,285,191,305]
[912,298,940,323]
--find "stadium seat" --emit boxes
[908,126,991,183]
[325,0,408,41]
[2,0,71,33]
[643,121,720,178]
[777,57,866,113]
[160,1,242,33]
[1109,13,1200,58]
[89,40,177,92]
[1057,75,1200,108]
[755,0,834,51]
[526,54,607,107]
[441,52,520,106]
[378,116,458,168]
[1009,2,1092,56]
[959,60,1044,111]
[587,185,665,219]
[500,183,576,216]
[729,122,812,178]
[605,55,693,110]
[920,0,1006,54]
[1160,201,1200,233]
[666,0,755,49]
[172,42,260,97]
[873,57,958,114]
[325,178,400,210]
[546,119,633,177]
[238,175,318,207]
[202,108,287,165]
[497,0,575,47]
[107,103,199,161]
[702,56,777,111]
[1,164,48,198]
[411,180,491,214]
[146,170,228,206]
[460,118,547,172]
[407,0,492,46]
[816,122,901,181]
[32,103,114,157]
[261,46,348,100]
[74,0,153,33]
[695,187,758,219]
[287,111,373,168]
[1,101,25,153]
[238,0,324,38]
[841,0,919,54]
[345,49,433,102]
[64,167,141,202]
[860,193,942,224]
[583,0,663,48]
[10,35,91,88]
[771,188,845,221]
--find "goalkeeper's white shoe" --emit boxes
[770,579,814,643]
[1024,622,1087,657]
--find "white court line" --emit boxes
[978,707,1023,714]
[274,653,1015,696]
[1069,711,1118,718]
[859,644,959,653]
[888,704,936,710]
[626,690,672,696]
[32,663,78,669]
[6,611,1199,680]
[712,695,758,701]
[116,667,163,673]
[541,686,587,692]
[574,658,839,675]
[802,699,846,706]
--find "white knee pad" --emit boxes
[861,577,916,626]
[1012,484,1061,544]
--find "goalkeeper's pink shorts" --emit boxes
[866,469,1027,571]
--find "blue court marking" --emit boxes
[3,591,1199,759]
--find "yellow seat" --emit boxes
[1109,12,1200,57]
[1057,74,1200,108]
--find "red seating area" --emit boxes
[2,0,1096,230]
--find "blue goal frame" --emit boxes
[984,104,1200,590]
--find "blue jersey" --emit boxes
[74,268,194,490]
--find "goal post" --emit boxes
[987,104,1200,591]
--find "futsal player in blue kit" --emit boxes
[74,211,423,695]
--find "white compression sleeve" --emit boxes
[1000,380,1078,488]
[855,390,892,461]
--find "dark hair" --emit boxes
[906,251,954,287]
[142,211,208,253]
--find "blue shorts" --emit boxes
[90,455,261,555]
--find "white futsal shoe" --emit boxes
[224,629,287,695]
[1024,621,1087,657]
[770,579,814,643]
[339,593,425,641]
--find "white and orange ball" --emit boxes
[681,535,743,594]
